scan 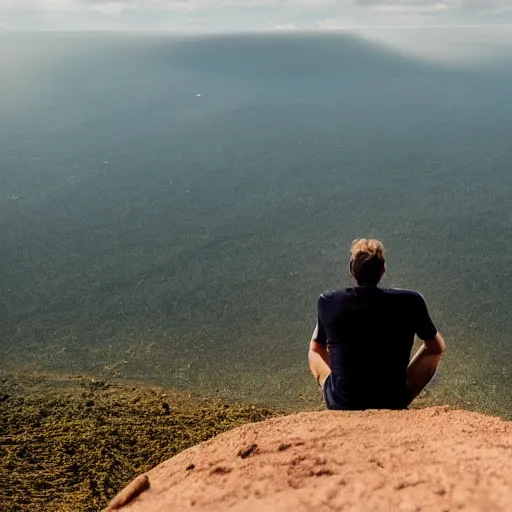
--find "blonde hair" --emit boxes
[349,239,386,286]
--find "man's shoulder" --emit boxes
[381,288,426,303]
[319,287,426,303]
[319,288,351,299]
[382,287,422,297]
[318,288,357,305]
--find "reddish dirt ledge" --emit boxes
[106,407,512,512]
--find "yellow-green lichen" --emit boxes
[0,372,281,512]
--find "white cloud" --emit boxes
[273,22,300,31]
[1,0,512,65]
[2,0,512,32]
[315,16,362,30]
[368,3,453,14]
[87,2,131,16]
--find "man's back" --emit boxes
[316,286,438,410]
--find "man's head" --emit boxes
[349,239,386,286]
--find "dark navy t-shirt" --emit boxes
[315,286,438,411]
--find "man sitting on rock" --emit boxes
[308,238,445,410]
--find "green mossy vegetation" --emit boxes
[0,372,281,512]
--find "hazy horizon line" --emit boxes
[2,24,512,35]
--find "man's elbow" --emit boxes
[424,333,446,355]
[309,339,327,355]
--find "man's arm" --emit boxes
[309,294,332,388]
[424,333,446,355]
[406,333,445,402]
[308,334,331,387]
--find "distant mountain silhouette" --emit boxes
[167,33,443,81]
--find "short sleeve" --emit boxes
[415,293,438,341]
[312,320,327,345]
[312,294,328,345]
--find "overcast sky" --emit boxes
[2,0,512,33]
